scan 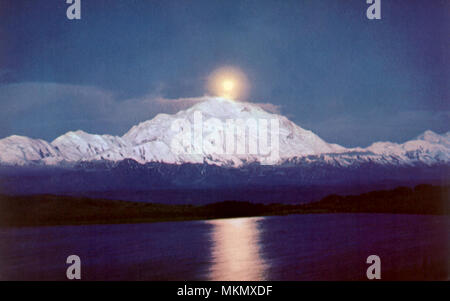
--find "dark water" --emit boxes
[0,214,448,280]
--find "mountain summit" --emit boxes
[0,97,449,167]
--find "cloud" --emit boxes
[0,82,284,141]
[116,95,205,123]
[0,83,217,140]
[254,102,281,114]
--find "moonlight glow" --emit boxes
[207,66,249,100]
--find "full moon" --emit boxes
[222,80,234,92]
[207,66,249,100]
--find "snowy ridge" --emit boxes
[52,130,129,162]
[0,97,449,167]
[0,135,65,165]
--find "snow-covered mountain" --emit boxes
[364,131,450,164]
[52,130,128,162]
[0,97,449,167]
[0,135,65,166]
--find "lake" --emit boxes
[0,213,448,280]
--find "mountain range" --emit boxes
[1,97,449,167]
[0,98,448,203]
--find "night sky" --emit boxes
[0,0,448,147]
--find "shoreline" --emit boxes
[0,184,448,228]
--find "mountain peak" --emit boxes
[417,130,441,141]
[121,96,343,165]
[182,97,271,121]
[416,130,450,148]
